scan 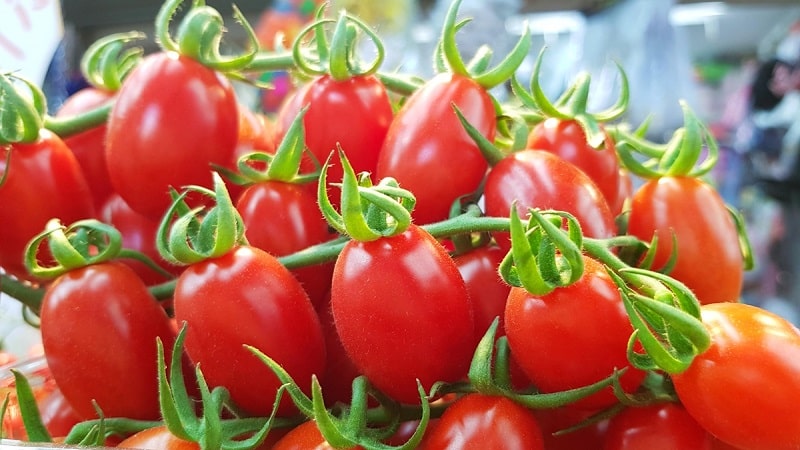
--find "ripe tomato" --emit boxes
[271,420,363,450]
[105,52,239,220]
[527,118,622,215]
[173,246,326,416]
[627,176,743,304]
[484,149,616,252]
[504,255,645,411]
[236,180,336,306]
[0,129,94,280]
[116,426,199,450]
[331,224,474,404]
[602,403,713,450]
[671,302,800,450]
[419,394,544,450]
[376,73,495,225]
[315,294,362,407]
[40,262,176,420]
[534,406,608,450]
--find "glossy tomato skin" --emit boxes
[484,149,616,252]
[534,406,609,450]
[671,302,800,450]
[377,73,495,225]
[602,403,713,450]
[527,118,622,215]
[105,52,239,220]
[117,426,199,450]
[627,177,743,304]
[272,420,364,450]
[100,193,183,286]
[453,244,511,343]
[419,394,544,450]
[40,262,176,420]
[315,293,363,407]
[504,255,645,411]
[331,225,474,404]
[0,129,94,279]
[173,246,326,417]
[236,181,337,306]
[56,87,116,209]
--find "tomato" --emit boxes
[627,176,743,304]
[534,406,608,450]
[419,394,544,450]
[484,149,616,253]
[504,255,645,411]
[376,73,495,225]
[315,294,362,407]
[117,426,199,450]
[236,180,336,306]
[603,403,713,450]
[0,129,94,280]
[527,118,622,215]
[36,386,84,440]
[105,52,239,220]
[55,86,116,209]
[100,193,182,286]
[271,420,363,450]
[173,246,326,416]
[331,224,474,404]
[671,302,800,450]
[276,74,393,204]
[227,104,278,202]
[40,262,176,420]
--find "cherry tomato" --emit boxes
[504,255,645,411]
[271,420,363,450]
[671,302,800,450]
[331,224,474,404]
[603,403,713,450]
[0,129,94,279]
[484,149,616,252]
[116,426,199,450]
[40,262,176,420]
[377,73,495,225]
[627,176,743,304]
[236,180,336,306]
[105,52,239,220]
[419,394,544,450]
[315,294,362,407]
[173,246,326,416]
[534,406,608,450]
[527,118,622,215]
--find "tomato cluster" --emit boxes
[0,0,798,449]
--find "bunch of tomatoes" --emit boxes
[1,0,799,448]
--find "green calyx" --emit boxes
[156,172,247,266]
[318,148,416,242]
[610,100,719,178]
[498,207,585,297]
[511,47,629,148]
[80,31,146,91]
[156,0,258,73]
[439,0,532,89]
[0,72,47,145]
[292,8,385,80]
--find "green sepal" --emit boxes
[0,72,46,145]
[80,31,146,91]
[11,369,52,443]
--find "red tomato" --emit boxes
[527,118,622,215]
[105,52,239,220]
[376,73,495,225]
[627,177,743,304]
[277,74,393,203]
[236,181,336,306]
[671,302,800,450]
[534,406,608,450]
[603,403,713,450]
[100,193,182,286]
[271,420,363,450]
[484,149,616,252]
[37,386,84,440]
[173,246,326,416]
[419,394,544,450]
[117,426,199,450]
[55,87,116,209]
[315,294,362,407]
[40,262,176,420]
[504,255,645,411]
[0,129,94,279]
[331,225,474,404]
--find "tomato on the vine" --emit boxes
[671,302,800,450]
[0,130,94,280]
[602,403,713,450]
[105,52,239,220]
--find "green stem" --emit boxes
[244,50,298,73]
[0,274,44,316]
[43,102,113,138]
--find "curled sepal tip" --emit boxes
[23,219,123,280]
[0,72,46,145]
[80,31,146,91]
[318,147,416,242]
[156,172,247,266]
[156,0,258,73]
[498,206,585,296]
